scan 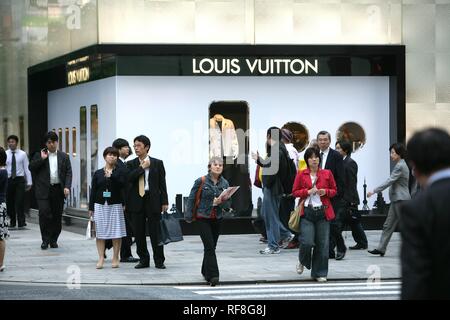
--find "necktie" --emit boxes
[139,174,145,197]
[320,152,324,169]
[11,151,17,179]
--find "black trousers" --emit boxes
[37,184,64,244]
[131,193,164,266]
[197,219,221,281]
[342,206,368,247]
[329,199,347,256]
[120,210,134,259]
[7,177,26,227]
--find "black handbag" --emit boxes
[158,212,184,245]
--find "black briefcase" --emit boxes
[158,212,184,245]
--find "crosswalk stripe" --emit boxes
[213,290,400,300]
[193,285,400,295]
[175,281,401,290]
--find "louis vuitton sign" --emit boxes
[192,57,319,75]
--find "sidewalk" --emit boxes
[0,223,401,285]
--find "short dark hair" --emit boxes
[317,130,331,141]
[407,128,450,175]
[304,147,321,168]
[389,142,407,159]
[103,146,120,159]
[0,147,6,166]
[7,135,19,143]
[44,131,58,142]
[133,135,151,149]
[266,126,282,142]
[337,140,352,155]
[112,138,133,155]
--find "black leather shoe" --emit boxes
[134,262,150,269]
[335,250,346,260]
[155,264,166,269]
[349,244,368,250]
[41,242,49,250]
[368,249,385,257]
[120,256,140,263]
[209,277,219,287]
[50,242,58,248]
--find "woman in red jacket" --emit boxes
[292,147,337,282]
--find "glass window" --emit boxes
[72,127,77,157]
[80,107,87,208]
[58,128,63,151]
[90,105,98,178]
[65,127,70,154]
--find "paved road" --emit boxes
[0,280,400,300]
[176,280,401,300]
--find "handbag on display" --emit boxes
[158,211,184,246]
[288,199,304,233]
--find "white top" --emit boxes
[306,175,322,207]
[285,143,299,170]
[143,156,150,191]
[48,151,60,184]
[5,149,32,185]
[320,147,330,169]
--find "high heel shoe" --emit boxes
[96,261,104,269]
[112,261,119,268]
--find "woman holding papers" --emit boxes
[185,157,231,286]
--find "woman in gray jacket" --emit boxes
[185,157,231,286]
[367,143,411,256]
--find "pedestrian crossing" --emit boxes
[175,281,401,300]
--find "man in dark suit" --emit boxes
[336,140,368,250]
[400,128,450,299]
[112,138,139,263]
[127,135,169,269]
[29,132,72,250]
[317,131,346,260]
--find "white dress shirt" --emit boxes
[48,151,60,184]
[285,143,299,170]
[142,156,150,191]
[5,149,33,185]
[320,147,330,169]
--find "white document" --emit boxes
[219,186,240,201]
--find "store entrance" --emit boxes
[209,101,252,217]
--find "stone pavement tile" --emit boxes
[1,223,402,285]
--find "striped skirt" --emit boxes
[93,203,126,239]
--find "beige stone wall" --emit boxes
[0,0,449,150]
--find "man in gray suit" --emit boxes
[367,143,410,256]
